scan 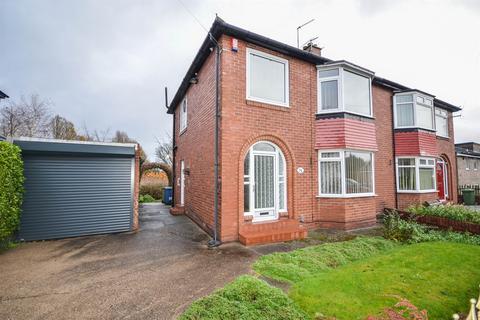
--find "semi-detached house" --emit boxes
[167,17,461,246]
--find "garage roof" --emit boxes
[14,137,136,156]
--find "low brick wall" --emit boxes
[387,209,480,235]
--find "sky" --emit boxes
[0,0,479,158]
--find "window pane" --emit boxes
[320,161,342,194]
[279,182,285,210]
[278,153,284,174]
[253,142,275,152]
[416,104,433,129]
[244,151,250,175]
[344,71,371,115]
[319,68,339,78]
[249,53,286,104]
[396,94,413,103]
[345,152,373,194]
[321,80,338,110]
[399,167,416,190]
[396,103,414,127]
[416,96,425,104]
[419,167,435,190]
[398,158,415,166]
[254,155,275,208]
[321,152,340,158]
[436,115,448,136]
[244,183,250,212]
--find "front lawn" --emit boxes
[288,241,480,319]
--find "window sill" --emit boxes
[317,193,377,199]
[246,97,289,109]
[396,190,437,194]
[179,128,187,136]
[316,110,374,120]
[246,99,291,111]
[394,126,436,133]
[436,135,450,141]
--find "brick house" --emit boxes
[167,17,461,245]
[456,142,480,186]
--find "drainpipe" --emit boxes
[208,36,222,248]
[391,95,399,209]
[166,87,175,205]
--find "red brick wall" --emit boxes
[436,110,458,203]
[132,146,140,230]
[173,49,217,236]
[397,192,438,210]
[315,197,377,229]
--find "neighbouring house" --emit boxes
[167,17,461,245]
[456,142,480,186]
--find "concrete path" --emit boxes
[0,203,258,320]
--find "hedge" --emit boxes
[0,141,24,244]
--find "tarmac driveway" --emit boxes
[0,203,259,320]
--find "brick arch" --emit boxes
[237,134,296,227]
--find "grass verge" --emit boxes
[253,237,397,283]
[179,275,307,320]
[289,241,480,319]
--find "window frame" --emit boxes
[317,149,375,198]
[246,48,290,108]
[435,107,449,138]
[179,96,188,134]
[396,157,437,193]
[393,92,435,131]
[316,64,374,118]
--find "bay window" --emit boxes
[246,48,289,107]
[396,157,436,192]
[317,63,373,117]
[318,150,374,197]
[394,92,434,130]
[435,108,448,137]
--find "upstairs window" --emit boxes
[179,97,187,133]
[396,157,436,192]
[394,93,434,130]
[435,108,448,137]
[317,64,373,117]
[246,48,289,107]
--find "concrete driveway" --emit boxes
[0,203,259,320]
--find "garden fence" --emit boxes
[458,185,480,196]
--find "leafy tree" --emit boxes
[50,115,78,140]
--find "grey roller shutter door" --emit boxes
[19,154,133,241]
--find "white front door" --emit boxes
[180,160,185,206]
[253,153,277,221]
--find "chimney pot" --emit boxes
[303,43,322,56]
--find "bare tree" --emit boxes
[50,115,78,140]
[112,130,133,143]
[81,122,111,142]
[155,134,172,166]
[0,94,52,138]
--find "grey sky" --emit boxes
[1,0,479,158]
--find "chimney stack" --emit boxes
[303,42,322,56]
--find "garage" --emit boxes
[13,138,139,241]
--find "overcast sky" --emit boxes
[1,0,479,158]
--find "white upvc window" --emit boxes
[394,92,435,130]
[318,150,375,197]
[396,157,436,193]
[317,63,374,117]
[435,108,449,138]
[179,97,188,133]
[246,48,289,107]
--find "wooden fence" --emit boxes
[458,185,480,196]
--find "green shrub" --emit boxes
[0,142,24,246]
[139,183,163,200]
[139,194,156,203]
[180,275,308,320]
[407,203,480,224]
[383,210,480,245]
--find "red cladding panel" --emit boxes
[395,131,437,156]
[315,118,377,151]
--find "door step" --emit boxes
[239,219,307,246]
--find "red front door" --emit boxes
[436,162,445,200]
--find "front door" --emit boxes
[436,160,446,200]
[253,153,276,221]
